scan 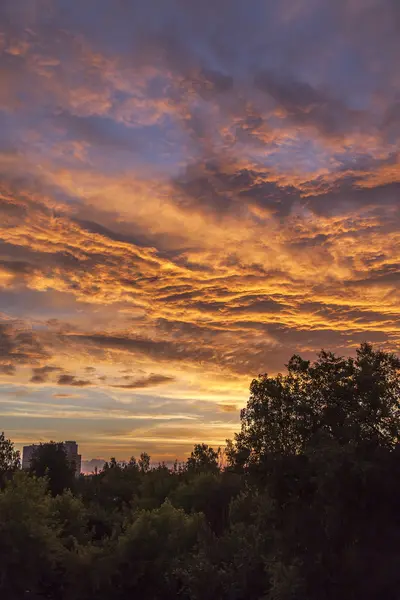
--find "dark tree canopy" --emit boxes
[229,343,400,468]
[186,443,221,473]
[30,442,75,496]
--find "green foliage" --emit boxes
[0,344,399,599]
[0,431,20,486]
[0,472,63,598]
[50,490,90,548]
[30,441,76,496]
[80,456,141,510]
[133,463,178,510]
[109,501,206,599]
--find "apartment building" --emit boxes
[22,440,82,476]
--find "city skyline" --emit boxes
[0,1,399,463]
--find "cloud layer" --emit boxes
[0,0,399,461]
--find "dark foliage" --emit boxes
[0,343,399,599]
[30,441,76,496]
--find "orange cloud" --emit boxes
[1,0,399,460]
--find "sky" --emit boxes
[0,0,399,466]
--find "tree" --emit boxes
[134,464,178,511]
[138,452,151,474]
[177,489,272,599]
[187,443,221,473]
[0,343,399,600]
[170,471,242,534]
[50,490,90,548]
[30,442,75,496]
[230,343,400,468]
[0,432,20,486]
[109,501,206,599]
[226,344,400,600]
[0,472,64,599]
[77,456,143,511]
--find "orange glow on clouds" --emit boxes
[0,0,399,462]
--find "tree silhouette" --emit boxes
[187,443,220,473]
[229,343,400,468]
[30,442,75,496]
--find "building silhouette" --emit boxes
[22,440,82,476]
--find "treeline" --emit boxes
[1,343,400,599]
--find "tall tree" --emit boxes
[229,343,400,468]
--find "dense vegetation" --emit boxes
[1,343,400,599]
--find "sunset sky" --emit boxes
[0,0,399,465]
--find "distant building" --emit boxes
[21,444,36,470]
[64,441,82,476]
[22,440,82,476]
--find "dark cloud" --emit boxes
[191,300,224,313]
[0,197,28,218]
[0,325,14,359]
[174,160,299,218]
[71,217,153,252]
[0,363,16,375]
[228,298,287,315]
[0,322,49,366]
[351,268,400,287]
[57,374,92,387]
[306,179,400,217]
[254,71,365,137]
[0,259,34,275]
[71,333,216,363]
[55,368,172,389]
[113,374,175,389]
[160,291,200,303]
[264,324,393,356]
[64,329,282,376]
[30,365,62,384]
[181,68,234,100]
